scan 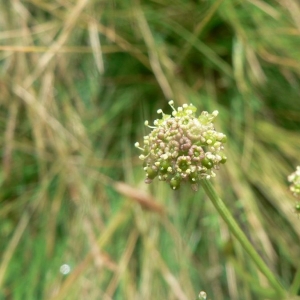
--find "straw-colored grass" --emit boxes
[1,0,300,299]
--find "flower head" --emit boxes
[135,101,227,190]
[288,166,300,198]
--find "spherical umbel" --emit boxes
[135,101,227,190]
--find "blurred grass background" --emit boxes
[1,0,300,299]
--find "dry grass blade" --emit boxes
[105,230,139,296]
[259,48,300,71]
[0,45,132,53]
[133,3,173,99]
[50,207,130,300]
[88,19,105,74]
[24,0,90,88]
[0,212,30,289]
[2,102,18,178]
[178,0,225,63]
[113,181,165,214]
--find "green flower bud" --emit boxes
[220,155,227,164]
[145,167,158,179]
[202,158,213,169]
[170,176,181,190]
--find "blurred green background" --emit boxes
[1,0,300,299]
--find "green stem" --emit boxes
[290,266,300,295]
[200,179,286,297]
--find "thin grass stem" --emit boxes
[289,267,300,296]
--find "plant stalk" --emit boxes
[200,179,286,297]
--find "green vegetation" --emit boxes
[1,0,300,299]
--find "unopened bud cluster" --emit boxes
[288,166,300,198]
[135,101,227,190]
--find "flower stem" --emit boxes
[200,179,286,297]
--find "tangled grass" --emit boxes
[1,0,300,299]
